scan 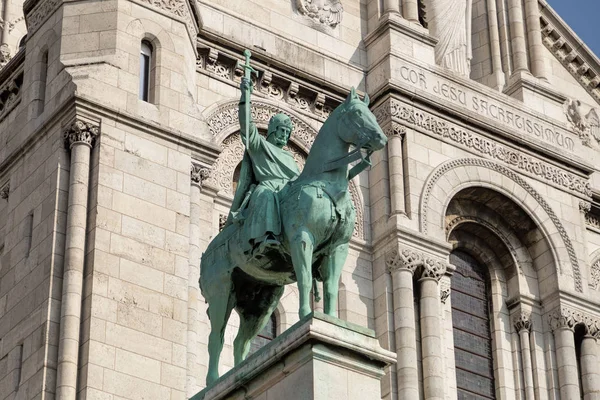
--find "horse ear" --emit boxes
[363,93,370,106]
[345,87,356,105]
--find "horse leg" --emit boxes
[205,283,235,386]
[289,229,315,318]
[233,285,284,364]
[322,243,349,317]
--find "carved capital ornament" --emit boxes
[191,163,210,187]
[63,119,99,149]
[514,312,532,332]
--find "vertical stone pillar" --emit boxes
[385,247,421,398]
[187,164,210,396]
[402,0,418,23]
[514,312,535,400]
[419,258,446,400]
[507,0,529,73]
[486,0,505,90]
[383,0,400,15]
[523,0,548,80]
[549,310,581,400]
[581,324,600,400]
[385,123,405,216]
[56,119,99,399]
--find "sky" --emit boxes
[546,0,600,58]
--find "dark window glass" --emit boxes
[248,313,276,355]
[451,251,496,400]
[140,41,152,102]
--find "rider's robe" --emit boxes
[230,121,299,252]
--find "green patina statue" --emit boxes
[199,50,387,386]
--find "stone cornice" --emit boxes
[373,97,592,198]
[539,2,600,105]
[363,12,437,49]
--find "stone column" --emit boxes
[419,258,446,400]
[524,0,548,80]
[514,312,535,400]
[549,310,581,399]
[56,119,99,399]
[383,0,400,15]
[187,163,210,396]
[507,0,529,73]
[486,0,505,90]
[385,123,406,216]
[581,324,600,400]
[385,247,421,398]
[401,0,418,23]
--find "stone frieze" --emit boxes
[373,98,592,198]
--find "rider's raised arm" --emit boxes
[238,78,261,152]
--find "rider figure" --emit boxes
[233,77,300,256]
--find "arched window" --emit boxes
[139,41,153,102]
[248,313,276,355]
[450,250,496,400]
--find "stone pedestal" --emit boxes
[191,312,396,400]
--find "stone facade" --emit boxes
[0,0,599,398]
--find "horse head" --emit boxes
[337,87,387,152]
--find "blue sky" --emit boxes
[547,0,600,58]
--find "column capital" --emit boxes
[579,200,591,215]
[420,258,447,281]
[548,305,600,333]
[0,182,9,200]
[63,119,99,149]
[385,246,423,274]
[514,311,532,332]
[384,122,407,139]
[191,163,210,188]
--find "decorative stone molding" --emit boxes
[190,163,210,187]
[137,0,194,32]
[563,98,600,147]
[373,99,591,197]
[590,260,600,291]
[196,46,341,121]
[25,0,61,35]
[579,201,592,214]
[446,215,522,274]
[0,44,12,69]
[63,119,99,149]
[206,133,365,239]
[384,122,407,138]
[514,312,532,332]
[548,306,600,335]
[295,0,343,28]
[385,246,425,274]
[421,158,584,292]
[0,182,9,200]
[541,17,600,105]
[205,100,319,152]
[440,279,451,304]
[0,69,23,122]
[586,212,600,230]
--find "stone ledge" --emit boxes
[192,312,396,400]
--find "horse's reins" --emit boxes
[321,114,373,173]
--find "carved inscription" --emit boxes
[396,64,578,151]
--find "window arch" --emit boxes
[139,40,154,102]
[248,313,277,355]
[450,250,496,400]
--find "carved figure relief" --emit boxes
[563,98,600,147]
[295,0,343,27]
[425,0,472,77]
[0,44,12,69]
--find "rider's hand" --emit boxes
[240,78,253,101]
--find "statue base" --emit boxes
[191,312,396,400]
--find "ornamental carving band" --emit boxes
[514,311,532,332]
[385,246,424,274]
[63,120,99,149]
[421,258,447,281]
[548,306,600,334]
